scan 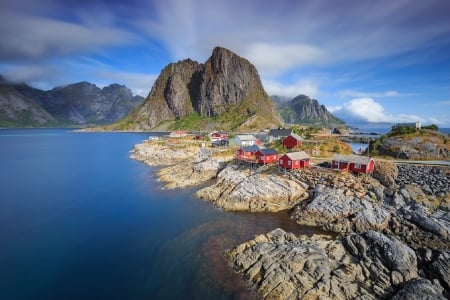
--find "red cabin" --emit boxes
[282,133,304,149]
[210,131,229,141]
[331,154,375,174]
[278,151,311,170]
[236,145,260,161]
[255,148,279,164]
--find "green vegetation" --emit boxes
[292,126,323,139]
[170,112,204,130]
[389,125,417,136]
[422,124,439,131]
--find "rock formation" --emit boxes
[197,165,309,212]
[119,46,284,131]
[275,94,344,125]
[373,129,449,160]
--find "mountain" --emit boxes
[0,79,144,127]
[15,82,144,125]
[114,46,284,131]
[0,83,56,127]
[275,95,344,125]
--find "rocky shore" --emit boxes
[130,137,449,299]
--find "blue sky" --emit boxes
[1,0,450,126]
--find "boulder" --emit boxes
[391,278,446,300]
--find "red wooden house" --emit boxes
[255,148,279,164]
[209,131,229,141]
[331,154,375,174]
[278,151,311,170]
[236,145,260,161]
[282,133,304,149]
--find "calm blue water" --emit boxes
[0,129,317,300]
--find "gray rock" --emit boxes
[197,165,309,212]
[391,278,446,300]
[293,185,390,233]
[226,229,436,299]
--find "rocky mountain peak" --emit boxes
[121,46,283,131]
[276,94,344,125]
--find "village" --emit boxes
[167,127,376,175]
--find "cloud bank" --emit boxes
[329,98,425,124]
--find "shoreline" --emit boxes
[130,135,450,299]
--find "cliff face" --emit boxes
[7,82,144,126]
[276,94,344,125]
[120,46,283,131]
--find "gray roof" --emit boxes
[240,145,260,152]
[257,148,278,155]
[268,129,292,137]
[235,134,256,141]
[284,151,310,160]
[332,154,373,165]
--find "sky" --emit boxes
[1,0,450,126]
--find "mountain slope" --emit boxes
[114,46,284,131]
[0,84,56,127]
[276,95,344,125]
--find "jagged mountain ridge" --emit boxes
[0,79,144,127]
[274,94,344,125]
[116,46,284,131]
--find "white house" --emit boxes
[234,134,257,146]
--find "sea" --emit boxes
[0,129,321,300]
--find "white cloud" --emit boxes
[331,98,424,123]
[263,78,319,99]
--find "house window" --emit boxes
[354,163,361,169]
[288,160,291,166]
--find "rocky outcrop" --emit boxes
[120,46,284,131]
[156,148,231,189]
[129,139,199,166]
[391,278,446,300]
[275,94,344,125]
[373,160,398,190]
[396,165,449,198]
[292,185,390,233]
[376,131,448,160]
[130,139,233,189]
[226,228,446,300]
[197,165,309,212]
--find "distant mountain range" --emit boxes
[0,76,144,127]
[273,94,345,125]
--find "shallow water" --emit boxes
[0,129,322,300]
